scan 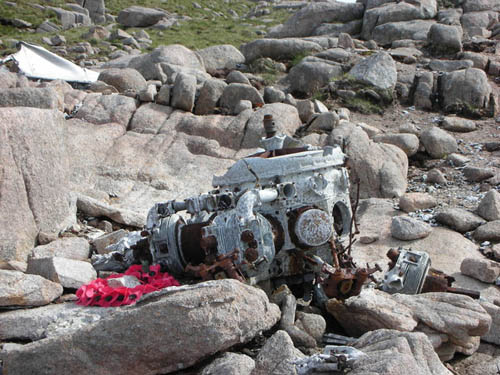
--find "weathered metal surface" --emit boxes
[381,248,430,295]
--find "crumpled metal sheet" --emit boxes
[0,41,99,83]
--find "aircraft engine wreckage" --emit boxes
[94,115,382,301]
[94,115,477,302]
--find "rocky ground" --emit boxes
[0,0,499,374]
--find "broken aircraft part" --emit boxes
[381,248,431,295]
[93,115,378,300]
[294,345,367,375]
[0,41,99,83]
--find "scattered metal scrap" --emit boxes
[293,346,367,375]
[381,247,480,299]
[0,41,99,83]
[94,114,377,302]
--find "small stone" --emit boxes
[38,231,59,245]
[31,237,90,261]
[226,70,250,85]
[234,99,252,114]
[442,117,476,132]
[337,107,350,121]
[477,190,500,221]
[435,208,485,233]
[201,352,255,375]
[295,312,326,343]
[107,275,142,288]
[463,166,495,182]
[447,153,469,167]
[427,168,447,184]
[27,257,97,289]
[357,122,381,138]
[391,216,432,240]
[0,270,63,307]
[308,112,339,132]
[156,84,171,106]
[314,99,328,113]
[420,127,458,159]
[296,100,314,123]
[253,330,304,375]
[461,258,500,283]
[359,235,379,244]
[138,84,157,102]
[263,86,285,104]
[399,122,420,136]
[373,133,419,156]
[399,192,437,213]
[474,220,500,242]
[338,32,354,49]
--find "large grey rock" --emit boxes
[0,108,74,263]
[195,79,227,115]
[114,45,205,81]
[328,122,408,198]
[2,280,281,375]
[75,93,138,128]
[241,103,301,149]
[373,133,419,156]
[171,73,196,112]
[442,116,476,132]
[429,59,473,72]
[197,44,245,71]
[308,112,339,132]
[219,83,264,114]
[313,19,363,37]
[461,11,499,37]
[462,0,500,12]
[351,329,453,375]
[47,6,91,29]
[27,256,96,289]
[477,190,500,221]
[84,0,105,23]
[327,288,491,349]
[420,127,458,158]
[362,0,437,41]
[474,220,500,242]
[428,24,462,55]
[435,208,485,233]
[0,270,63,307]
[399,192,437,213]
[98,68,147,94]
[480,301,500,345]
[270,2,364,38]
[391,215,432,240]
[0,87,60,109]
[31,237,90,261]
[240,38,322,63]
[201,352,255,375]
[461,258,500,284]
[252,330,303,375]
[117,6,167,27]
[0,71,19,89]
[0,303,113,341]
[288,61,343,95]
[129,103,173,134]
[371,19,435,46]
[413,71,434,110]
[438,68,493,116]
[349,52,397,91]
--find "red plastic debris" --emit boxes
[76,264,180,307]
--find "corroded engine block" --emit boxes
[95,115,378,300]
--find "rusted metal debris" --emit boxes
[94,115,378,303]
[382,248,480,299]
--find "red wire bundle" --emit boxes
[76,264,180,307]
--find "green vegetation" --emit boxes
[0,0,292,59]
[342,97,384,114]
[289,51,310,67]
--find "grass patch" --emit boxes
[289,51,310,67]
[0,0,292,59]
[342,97,383,114]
